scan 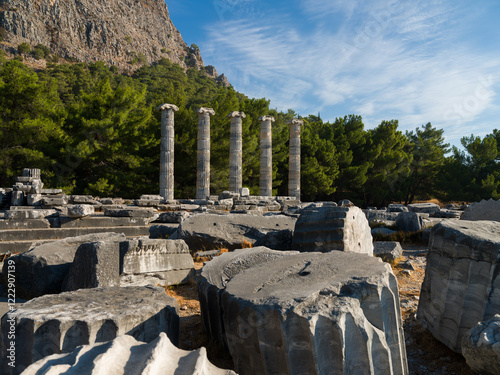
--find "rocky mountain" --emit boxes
[0,0,229,85]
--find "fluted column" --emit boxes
[259,115,275,197]
[156,103,179,201]
[196,107,215,199]
[228,111,246,193]
[288,119,303,199]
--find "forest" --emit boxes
[0,54,498,206]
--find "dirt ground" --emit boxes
[164,247,477,374]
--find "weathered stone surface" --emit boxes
[462,315,500,375]
[0,286,179,374]
[26,194,42,206]
[42,196,68,206]
[10,190,24,206]
[149,224,179,239]
[407,202,440,214]
[104,208,158,218]
[395,212,424,232]
[254,228,293,250]
[2,232,125,299]
[288,119,303,199]
[373,241,403,262]
[461,198,500,222]
[259,115,274,197]
[0,218,50,230]
[292,206,374,255]
[158,104,178,201]
[156,211,190,223]
[5,209,56,220]
[365,209,400,222]
[198,247,296,348]
[22,332,236,375]
[338,199,354,206]
[219,191,240,200]
[62,240,121,291]
[417,220,500,353]
[228,112,245,193]
[199,247,407,375]
[119,238,194,286]
[172,213,296,251]
[40,189,63,194]
[196,107,215,200]
[70,195,98,204]
[433,208,462,219]
[52,216,152,228]
[387,203,408,213]
[239,187,250,197]
[67,204,95,218]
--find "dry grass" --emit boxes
[162,260,233,370]
[393,257,476,375]
[240,239,253,249]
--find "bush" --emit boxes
[17,42,30,54]
[32,44,51,60]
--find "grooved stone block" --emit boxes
[292,206,373,255]
[417,220,500,353]
[198,247,408,375]
[0,286,179,374]
[22,333,236,375]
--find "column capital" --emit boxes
[156,103,179,112]
[258,115,275,122]
[287,119,303,126]
[227,111,246,119]
[196,107,215,116]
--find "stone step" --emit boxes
[0,226,152,253]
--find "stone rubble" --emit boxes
[0,286,179,374]
[22,333,237,375]
[462,315,500,375]
[417,219,500,353]
[199,247,408,375]
[2,232,126,299]
[292,205,373,255]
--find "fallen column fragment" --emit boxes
[199,247,408,375]
[0,286,179,374]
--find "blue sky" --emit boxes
[166,0,500,147]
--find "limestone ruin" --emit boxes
[199,247,408,375]
[418,219,500,353]
[157,103,179,201]
[1,286,179,373]
[22,333,237,375]
[292,205,374,254]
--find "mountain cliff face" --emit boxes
[0,0,229,84]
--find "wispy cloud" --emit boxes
[200,0,500,145]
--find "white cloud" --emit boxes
[200,0,500,146]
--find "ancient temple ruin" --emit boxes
[156,108,302,200]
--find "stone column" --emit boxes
[228,111,246,193]
[288,119,303,199]
[156,103,179,201]
[259,116,275,197]
[196,107,215,199]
